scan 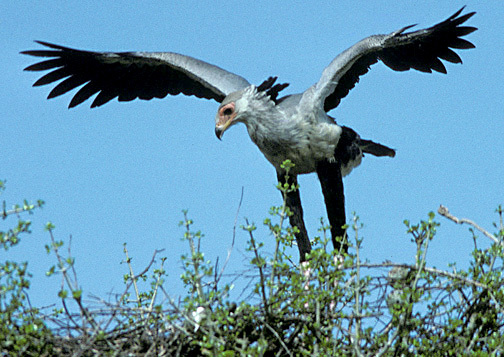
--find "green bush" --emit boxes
[0,180,52,356]
[1,175,503,356]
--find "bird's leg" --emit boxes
[276,171,311,262]
[316,159,348,254]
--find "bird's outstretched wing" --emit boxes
[303,7,476,113]
[21,41,251,108]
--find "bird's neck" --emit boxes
[243,99,283,143]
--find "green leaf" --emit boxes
[72,290,82,299]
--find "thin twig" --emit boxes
[183,212,204,300]
[352,217,364,357]
[117,248,164,310]
[47,228,99,331]
[216,186,243,284]
[264,322,293,357]
[123,244,141,308]
[148,258,166,312]
[270,177,290,300]
[358,262,487,290]
[245,218,269,311]
[438,205,499,244]
[1,200,44,218]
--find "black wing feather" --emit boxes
[48,75,89,99]
[22,41,250,108]
[69,82,102,108]
[24,58,65,71]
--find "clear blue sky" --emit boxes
[2,2,502,310]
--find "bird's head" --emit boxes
[215,89,250,140]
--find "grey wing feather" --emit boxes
[21,41,250,108]
[301,7,476,113]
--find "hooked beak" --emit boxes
[215,115,236,140]
[215,126,225,140]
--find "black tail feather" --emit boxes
[359,139,396,158]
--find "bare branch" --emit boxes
[438,205,499,244]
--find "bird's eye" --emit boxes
[223,108,233,116]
